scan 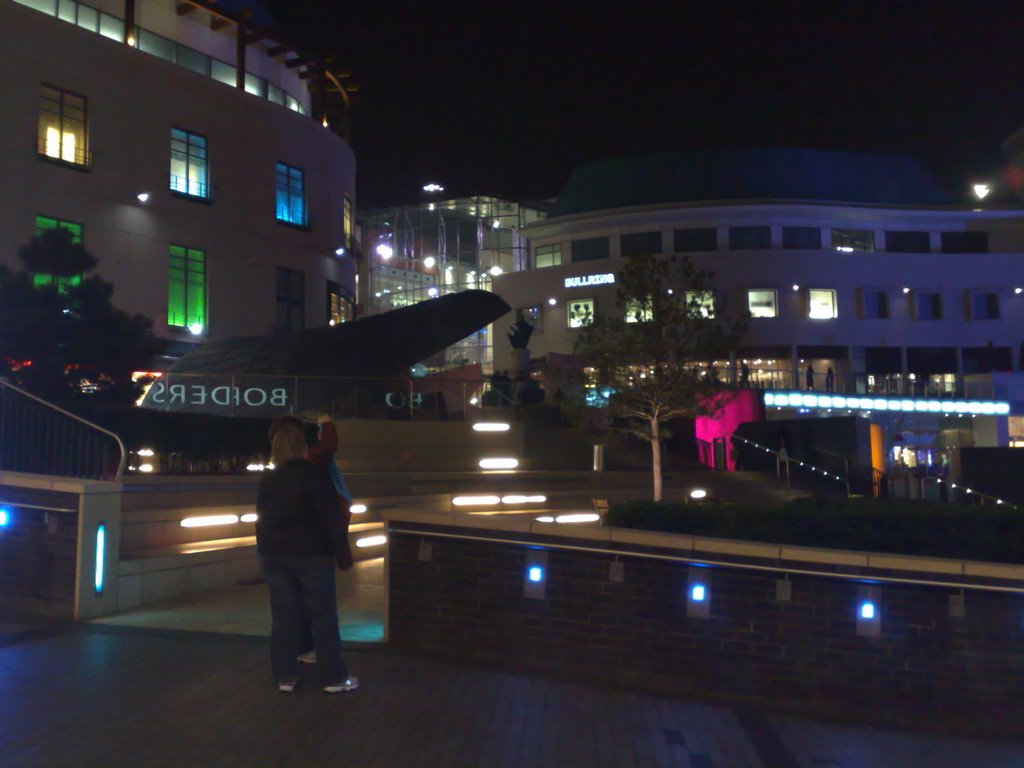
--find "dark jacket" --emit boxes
[256,459,348,564]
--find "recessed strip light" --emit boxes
[479,458,519,469]
[350,504,367,514]
[555,513,600,524]
[501,495,547,504]
[240,513,258,523]
[180,514,240,528]
[452,495,501,506]
[356,535,387,548]
[472,422,510,432]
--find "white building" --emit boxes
[492,149,1024,462]
[1,0,357,361]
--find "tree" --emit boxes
[567,253,747,501]
[0,228,164,404]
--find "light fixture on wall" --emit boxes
[136,192,150,203]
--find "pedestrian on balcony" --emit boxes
[826,367,835,392]
[805,363,815,390]
[256,425,358,695]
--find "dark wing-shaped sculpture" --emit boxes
[140,290,511,415]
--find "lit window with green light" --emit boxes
[33,215,84,293]
[168,245,207,333]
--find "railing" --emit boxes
[731,434,853,497]
[742,371,997,400]
[0,378,125,481]
[887,472,1010,506]
[36,135,92,169]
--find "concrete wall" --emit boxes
[387,513,1024,736]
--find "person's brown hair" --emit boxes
[271,426,307,466]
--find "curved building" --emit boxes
[1,0,357,360]
[492,149,1024,460]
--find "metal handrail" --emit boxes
[731,434,850,495]
[0,378,126,482]
[811,446,851,498]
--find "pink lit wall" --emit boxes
[695,390,765,470]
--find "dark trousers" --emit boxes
[260,554,348,685]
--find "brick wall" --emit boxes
[388,526,1024,735]
[0,505,78,617]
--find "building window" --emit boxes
[517,305,542,333]
[832,229,874,252]
[941,231,988,254]
[275,163,307,226]
[567,298,595,328]
[33,215,83,292]
[673,227,717,252]
[327,280,350,325]
[885,231,930,253]
[170,128,209,199]
[808,289,837,319]
[570,237,609,263]
[620,231,662,258]
[624,298,652,323]
[728,226,771,250]
[860,289,889,319]
[971,291,999,320]
[276,267,305,331]
[747,289,778,318]
[782,226,821,249]
[38,84,88,167]
[535,244,562,269]
[685,291,715,318]
[914,292,943,320]
[343,195,354,248]
[167,245,206,332]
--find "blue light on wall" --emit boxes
[859,601,875,620]
[0,506,11,527]
[764,390,1010,415]
[528,566,544,583]
[94,524,106,594]
[691,584,707,602]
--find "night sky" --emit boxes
[266,1,1024,209]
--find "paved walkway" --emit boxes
[2,620,1023,767]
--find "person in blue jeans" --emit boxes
[256,425,357,694]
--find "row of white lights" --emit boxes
[765,391,1010,415]
[180,504,369,528]
[452,495,547,506]
[732,435,848,484]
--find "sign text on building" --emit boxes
[563,273,615,289]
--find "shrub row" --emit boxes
[605,498,1024,563]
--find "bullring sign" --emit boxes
[563,273,615,288]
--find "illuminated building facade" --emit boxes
[491,149,1024,463]
[1,0,358,361]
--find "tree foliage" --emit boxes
[563,254,747,499]
[0,229,164,404]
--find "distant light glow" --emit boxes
[1016,287,1023,295]
[972,183,991,200]
[452,495,501,506]
[427,287,439,297]
[188,323,204,336]
[350,504,367,514]
[376,244,393,259]
[528,566,544,582]
[860,601,876,620]
[764,390,1008,415]
[489,266,502,277]
[902,287,910,294]
[137,448,154,457]
[0,507,10,527]
[422,183,445,193]
[555,513,600,524]
[536,516,555,523]
[473,422,510,432]
[138,463,154,473]
[335,247,346,256]
[137,192,150,203]
[479,457,519,470]
[792,284,800,291]
[501,495,547,504]
[690,584,706,602]
[180,514,240,528]
[423,256,436,268]
[240,513,258,523]
[547,297,557,306]
[95,524,106,592]
[356,535,387,548]
[689,489,708,500]
[469,396,479,405]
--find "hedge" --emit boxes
[604,497,1024,563]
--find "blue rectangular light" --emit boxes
[691,584,706,602]
[94,524,106,593]
[859,601,875,620]
[0,507,11,528]
[528,566,543,583]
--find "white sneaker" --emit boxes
[278,681,297,693]
[323,677,359,694]
[297,651,317,664]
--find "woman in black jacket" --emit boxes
[256,425,357,694]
